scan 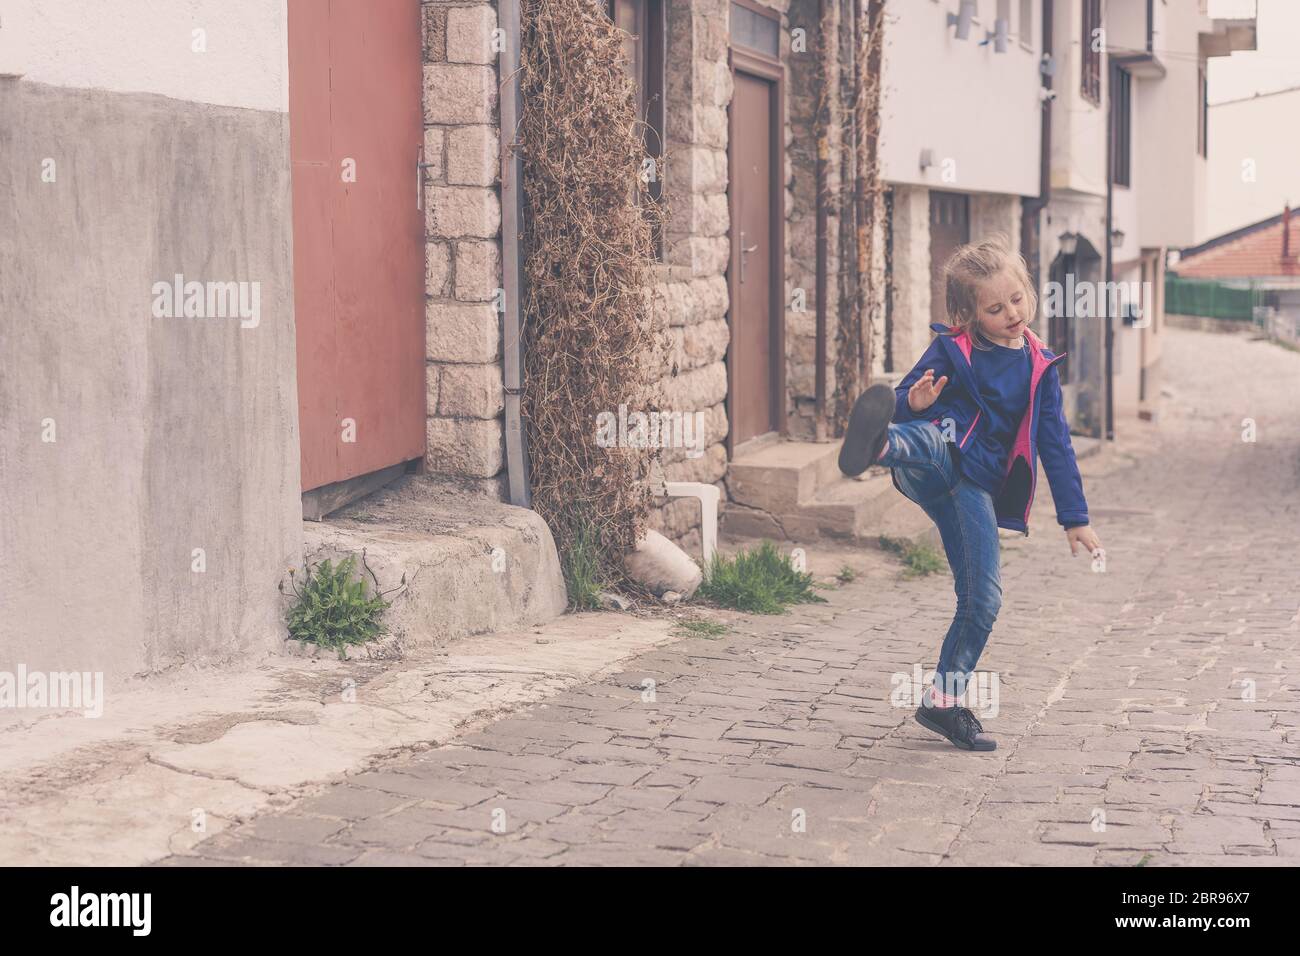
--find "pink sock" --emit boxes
[925,684,961,709]
[876,437,890,461]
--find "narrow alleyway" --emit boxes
[166,327,1300,866]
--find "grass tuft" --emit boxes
[672,619,730,639]
[561,514,605,611]
[878,535,945,578]
[698,541,827,615]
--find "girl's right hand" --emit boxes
[908,368,949,412]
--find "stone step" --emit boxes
[799,470,901,539]
[299,475,568,650]
[722,447,935,554]
[726,439,842,513]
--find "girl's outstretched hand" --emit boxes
[1066,524,1103,558]
[907,368,949,412]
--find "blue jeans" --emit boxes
[879,420,1002,699]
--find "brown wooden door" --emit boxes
[288,0,426,493]
[929,191,970,328]
[730,70,778,446]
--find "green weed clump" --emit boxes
[561,514,605,611]
[283,555,402,657]
[878,535,945,578]
[699,541,827,615]
[672,619,730,639]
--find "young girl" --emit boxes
[838,236,1103,752]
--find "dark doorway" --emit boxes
[929,191,970,327]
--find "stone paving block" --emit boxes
[503,779,612,806]
[191,834,361,866]
[349,770,499,806]
[294,786,412,821]
[1039,822,1171,849]
[347,850,449,867]
[561,742,664,764]
[483,718,617,745]
[239,814,347,845]
[683,775,786,806]
[343,807,470,848]
[558,763,654,787]
[722,725,841,747]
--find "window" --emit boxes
[731,2,780,58]
[1110,65,1131,186]
[1081,0,1102,105]
[607,0,665,254]
[1019,0,1033,47]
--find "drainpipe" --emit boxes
[1022,0,1053,298]
[500,0,532,507]
[1104,58,1115,443]
[814,0,829,437]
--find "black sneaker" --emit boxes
[914,703,997,751]
[838,384,895,477]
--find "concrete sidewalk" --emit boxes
[0,614,699,865]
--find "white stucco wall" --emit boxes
[1134,3,1208,247]
[0,0,288,111]
[881,0,1042,197]
[0,0,300,679]
[1050,0,1106,199]
[1205,89,1300,239]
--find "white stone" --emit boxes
[623,529,703,599]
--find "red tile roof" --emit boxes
[1176,211,1300,279]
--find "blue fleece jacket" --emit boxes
[890,322,1090,536]
[960,340,1031,494]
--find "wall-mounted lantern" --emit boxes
[1110,228,1126,247]
[919,148,934,172]
[947,0,976,40]
[984,18,1010,53]
[1058,231,1079,256]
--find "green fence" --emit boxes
[1165,275,1260,322]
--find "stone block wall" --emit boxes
[644,0,733,555]
[785,0,842,440]
[422,0,508,497]
[887,184,932,374]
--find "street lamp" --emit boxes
[948,0,976,40]
[984,18,1010,53]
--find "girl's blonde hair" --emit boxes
[942,234,1038,350]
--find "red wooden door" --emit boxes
[288,0,426,492]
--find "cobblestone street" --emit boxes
[167,327,1300,866]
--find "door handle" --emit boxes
[739,230,759,283]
